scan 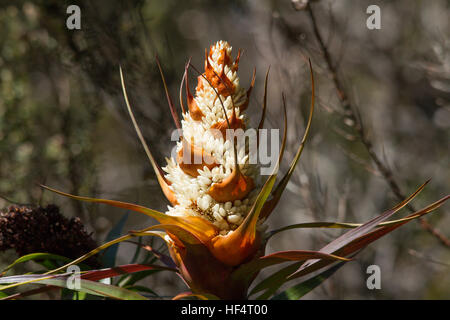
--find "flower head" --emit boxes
[40,40,449,300]
[164,41,257,235]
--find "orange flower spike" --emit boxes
[163,41,263,270]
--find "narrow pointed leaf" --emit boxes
[289,191,445,282]
[1,253,79,276]
[289,181,430,279]
[250,262,302,299]
[81,264,177,281]
[119,66,178,205]
[265,212,444,240]
[142,246,176,269]
[1,264,172,300]
[1,285,54,300]
[257,67,270,130]
[330,195,450,261]
[102,213,129,268]
[260,59,315,219]
[232,250,349,285]
[40,185,218,243]
[124,285,159,297]
[253,190,446,297]
[272,261,347,300]
[0,275,147,300]
[155,55,181,129]
[42,224,169,275]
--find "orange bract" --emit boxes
[177,137,219,178]
[207,167,254,202]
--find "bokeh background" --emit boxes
[0,0,449,299]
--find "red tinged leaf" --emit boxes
[0,274,148,300]
[249,262,302,299]
[137,243,176,269]
[184,61,205,121]
[232,250,350,288]
[257,67,270,131]
[289,187,445,280]
[81,264,177,281]
[252,190,447,298]
[155,55,181,130]
[272,260,348,300]
[238,67,256,111]
[332,195,450,259]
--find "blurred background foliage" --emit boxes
[0,0,448,299]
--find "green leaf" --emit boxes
[130,237,143,264]
[81,264,176,282]
[61,288,88,300]
[0,275,148,300]
[272,261,347,300]
[250,262,302,299]
[117,269,160,288]
[1,253,82,276]
[124,285,159,297]
[102,213,129,268]
[0,263,173,294]
[265,213,443,240]
[0,263,173,300]
[232,250,349,287]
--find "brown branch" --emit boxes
[304,3,450,248]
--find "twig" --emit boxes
[304,3,450,248]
